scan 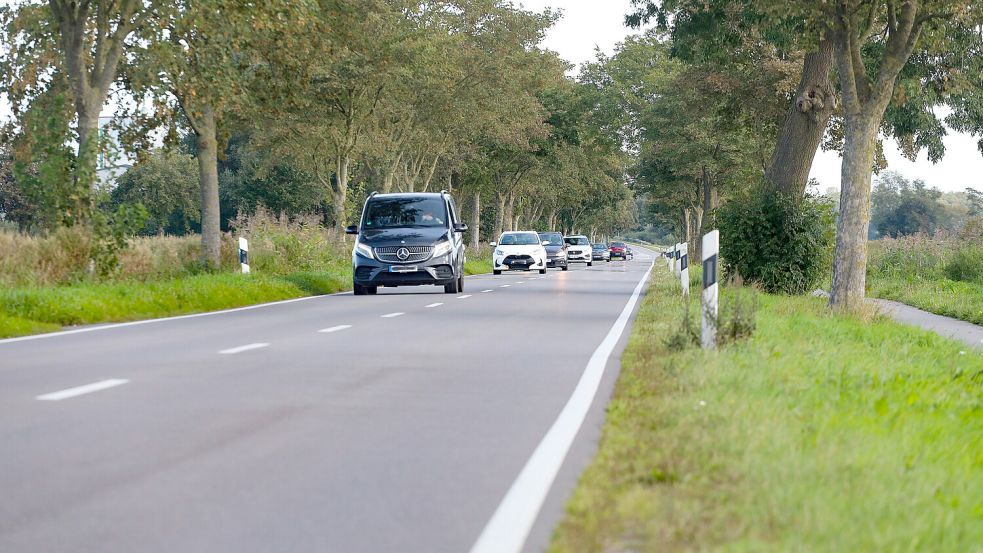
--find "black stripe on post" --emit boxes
[239,249,248,265]
[680,254,688,271]
[703,254,718,289]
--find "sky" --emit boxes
[3,0,981,193]
[521,0,983,194]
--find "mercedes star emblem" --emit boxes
[396,247,410,260]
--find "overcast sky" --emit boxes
[3,0,981,193]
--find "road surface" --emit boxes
[0,247,655,553]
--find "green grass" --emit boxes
[0,250,494,339]
[868,276,983,326]
[550,267,983,552]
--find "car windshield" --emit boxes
[500,233,541,246]
[611,242,626,248]
[592,244,607,250]
[538,233,563,246]
[363,197,447,229]
[564,236,590,245]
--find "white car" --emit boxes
[563,235,593,266]
[491,231,548,275]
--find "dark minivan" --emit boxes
[346,192,468,295]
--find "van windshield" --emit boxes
[363,197,447,229]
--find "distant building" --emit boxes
[96,116,133,187]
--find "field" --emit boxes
[550,266,983,552]
[0,213,492,338]
[867,228,983,325]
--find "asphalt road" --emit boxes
[0,247,655,553]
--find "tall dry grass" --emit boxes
[0,207,352,288]
[868,218,983,284]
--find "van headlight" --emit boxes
[432,240,452,258]
[355,242,374,260]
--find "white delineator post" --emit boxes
[679,243,689,297]
[702,230,719,349]
[239,237,250,274]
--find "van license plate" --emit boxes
[390,265,419,273]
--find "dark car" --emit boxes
[609,241,628,259]
[592,242,610,262]
[538,231,569,271]
[346,191,468,295]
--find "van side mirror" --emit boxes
[453,222,468,233]
[345,225,358,235]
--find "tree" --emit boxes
[967,187,983,217]
[627,0,836,197]
[123,0,301,266]
[1,0,147,205]
[870,171,945,237]
[817,1,983,309]
[111,149,199,235]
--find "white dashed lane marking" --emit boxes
[219,343,270,355]
[425,303,443,308]
[36,379,130,401]
[319,325,352,333]
[381,312,405,318]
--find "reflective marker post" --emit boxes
[673,243,681,276]
[239,237,250,274]
[702,230,719,349]
[679,243,689,297]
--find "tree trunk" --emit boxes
[420,155,439,192]
[547,210,557,231]
[493,192,506,241]
[333,154,350,234]
[830,114,879,310]
[195,107,221,269]
[470,191,481,249]
[503,192,515,232]
[766,39,836,198]
[382,159,398,194]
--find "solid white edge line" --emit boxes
[468,256,654,553]
[219,342,270,355]
[37,378,130,401]
[318,325,352,333]
[381,312,405,318]
[425,303,443,308]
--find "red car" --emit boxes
[609,241,628,259]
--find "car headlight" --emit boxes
[557,250,567,257]
[355,242,374,260]
[495,249,504,256]
[433,240,452,258]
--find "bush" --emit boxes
[945,246,983,284]
[718,189,835,294]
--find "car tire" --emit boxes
[444,277,460,294]
[561,265,568,271]
[367,286,377,295]
[539,268,546,274]
[458,275,464,292]
[587,261,592,267]
[353,282,367,296]
[493,269,501,275]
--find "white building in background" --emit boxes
[96,115,134,187]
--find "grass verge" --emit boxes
[550,267,983,552]
[868,276,983,326]
[0,251,493,339]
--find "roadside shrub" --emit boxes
[718,286,758,345]
[718,189,835,294]
[945,246,983,284]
